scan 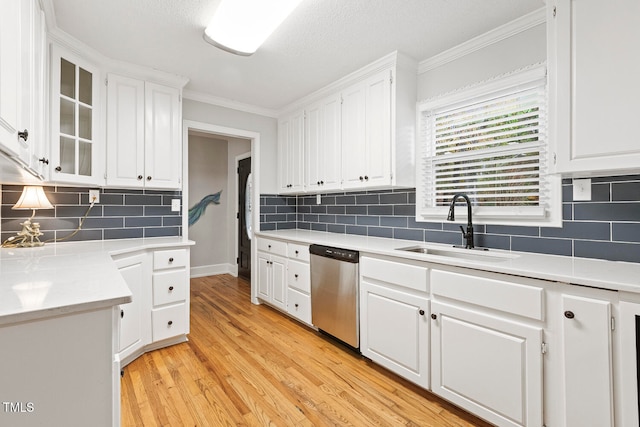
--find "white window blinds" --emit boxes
[417,64,560,224]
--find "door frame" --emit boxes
[182,121,260,303]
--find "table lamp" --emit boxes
[11,186,54,247]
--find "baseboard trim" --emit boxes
[190,263,236,278]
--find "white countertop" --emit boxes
[257,229,640,294]
[0,237,194,325]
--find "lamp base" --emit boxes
[14,219,45,248]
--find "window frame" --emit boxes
[415,63,562,227]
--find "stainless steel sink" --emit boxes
[396,246,518,262]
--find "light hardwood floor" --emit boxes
[121,274,492,426]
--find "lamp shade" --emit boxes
[12,186,54,210]
[204,0,303,55]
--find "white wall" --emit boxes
[182,100,278,193]
[188,135,228,270]
[417,23,546,100]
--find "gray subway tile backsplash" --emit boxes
[0,185,182,243]
[260,175,640,263]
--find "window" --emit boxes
[416,64,561,226]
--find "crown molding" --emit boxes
[418,7,546,74]
[182,90,279,118]
[277,51,413,117]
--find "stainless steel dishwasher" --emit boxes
[310,244,360,349]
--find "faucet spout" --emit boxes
[446,193,475,249]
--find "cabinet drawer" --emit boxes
[288,243,310,262]
[287,288,312,325]
[153,269,187,307]
[153,249,187,270]
[152,303,187,342]
[288,260,310,293]
[257,238,287,257]
[431,270,544,321]
[361,256,429,292]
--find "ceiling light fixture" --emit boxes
[204,0,303,56]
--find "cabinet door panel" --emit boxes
[270,255,287,311]
[341,83,366,188]
[361,281,429,387]
[106,74,145,187]
[257,253,270,300]
[278,111,304,193]
[320,95,341,189]
[306,95,341,191]
[431,301,542,427]
[305,103,321,190]
[50,46,102,185]
[144,82,181,189]
[561,294,613,427]
[0,0,21,156]
[552,0,640,174]
[114,253,149,359]
[364,71,391,186]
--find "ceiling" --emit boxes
[50,0,544,114]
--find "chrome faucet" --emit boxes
[446,193,475,249]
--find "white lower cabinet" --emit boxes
[257,238,289,312]
[255,239,637,427]
[257,251,287,311]
[287,256,311,324]
[361,281,429,387]
[114,253,150,362]
[559,290,616,427]
[114,245,190,367]
[152,303,188,342]
[287,287,312,324]
[359,255,430,388]
[151,248,189,341]
[430,268,544,427]
[431,301,543,427]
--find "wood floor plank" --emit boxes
[121,274,493,426]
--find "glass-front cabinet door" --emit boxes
[50,45,103,185]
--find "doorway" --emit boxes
[182,121,260,299]
[237,156,251,280]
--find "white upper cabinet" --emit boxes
[340,81,367,189]
[0,0,47,176]
[0,0,23,158]
[306,94,341,192]
[278,51,416,194]
[106,74,145,187]
[106,75,182,189]
[340,54,416,191]
[548,0,640,176]
[143,82,181,189]
[278,109,305,194]
[27,2,49,178]
[342,69,393,190]
[50,45,103,185]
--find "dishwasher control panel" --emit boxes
[309,244,359,263]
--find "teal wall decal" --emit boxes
[188,191,222,226]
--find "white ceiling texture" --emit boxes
[50,0,544,115]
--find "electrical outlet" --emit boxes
[316,194,321,204]
[573,178,591,201]
[171,199,181,212]
[89,189,100,204]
